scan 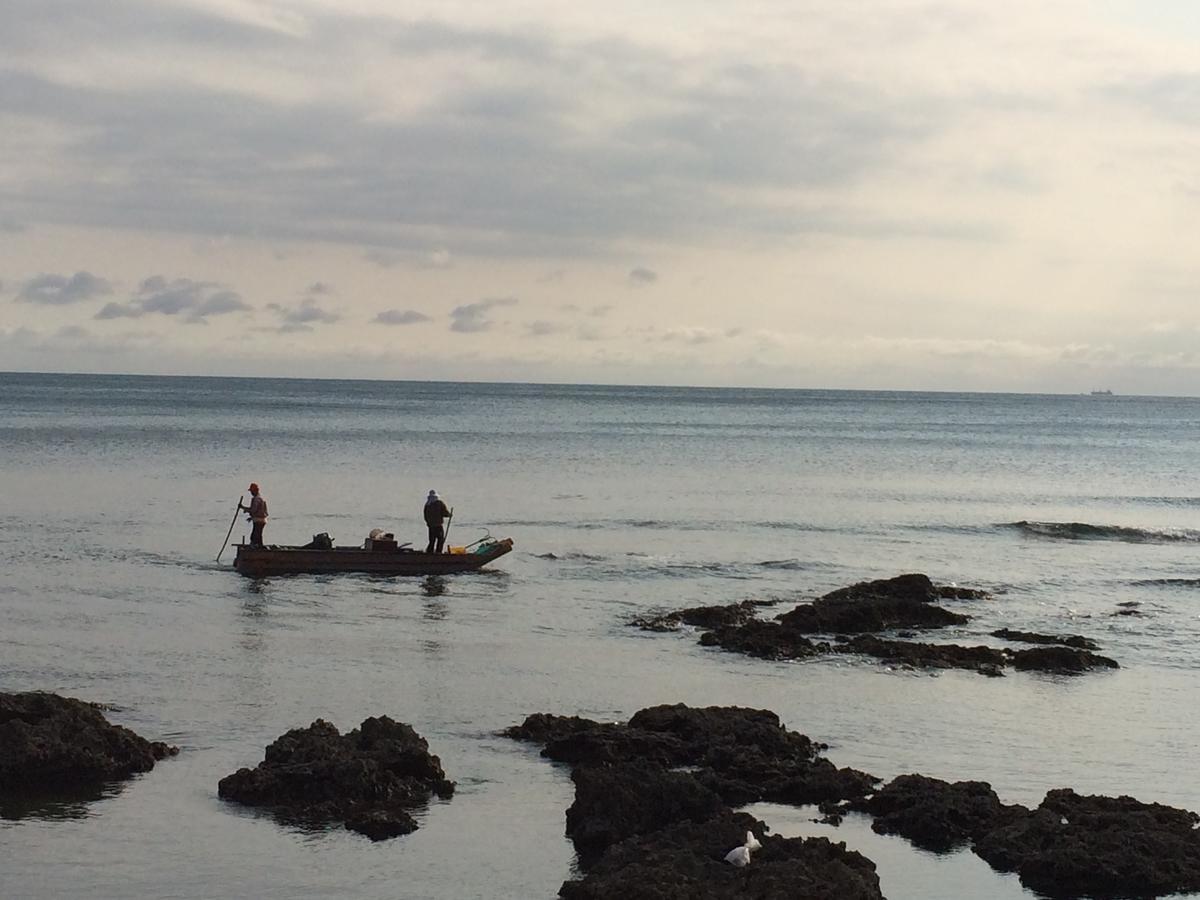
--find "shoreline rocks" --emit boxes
[506,704,883,899]
[218,716,453,840]
[635,573,1118,675]
[0,691,177,793]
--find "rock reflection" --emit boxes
[0,781,123,821]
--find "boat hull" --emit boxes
[232,538,513,578]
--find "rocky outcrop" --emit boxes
[0,691,176,791]
[1008,645,1119,673]
[836,635,1008,676]
[990,628,1099,650]
[559,811,884,900]
[218,716,453,841]
[507,704,877,812]
[566,762,727,862]
[776,574,972,633]
[974,789,1200,898]
[507,704,884,899]
[635,573,1118,675]
[850,774,1028,852]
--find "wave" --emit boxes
[1130,578,1200,588]
[535,552,606,562]
[1004,521,1200,544]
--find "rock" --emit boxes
[699,620,826,660]
[1008,646,1119,673]
[777,574,971,634]
[851,773,1028,852]
[0,691,177,792]
[558,811,884,900]
[566,762,727,861]
[218,716,453,841]
[837,635,1009,675]
[514,704,877,809]
[502,713,604,745]
[974,789,1200,898]
[632,599,779,632]
[991,628,1099,650]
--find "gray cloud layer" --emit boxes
[0,1,982,258]
[18,271,112,305]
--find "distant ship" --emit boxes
[1089,389,1114,396]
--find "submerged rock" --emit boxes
[974,789,1200,898]
[777,574,972,634]
[851,773,1028,852]
[632,598,780,632]
[559,811,884,900]
[0,691,176,792]
[837,635,1008,676]
[218,716,454,841]
[990,628,1099,650]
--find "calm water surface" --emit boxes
[2,373,1199,899]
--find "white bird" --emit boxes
[724,845,751,867]
[724,830,762,867]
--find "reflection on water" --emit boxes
[422,576,447,598]
[0,781,123,821]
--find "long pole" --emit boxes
[443,507,455,549]
[216,495,244,562]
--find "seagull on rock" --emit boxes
[724,830,762,867]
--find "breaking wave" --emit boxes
[1005,521,1200,543]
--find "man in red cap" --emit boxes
[239,483,269,547]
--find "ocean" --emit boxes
[2,372,1199,899]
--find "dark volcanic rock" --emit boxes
[218,716,454,841]
[777,574,971,634]
[974,789,1200,898]
[1008,645,1119,673]
[559,811,884,900]
[991,628,1099,650]
[566,762,727,861]
[699,620,826,660]
[0,691,177,791]
[516,704,877,809]
[632,598,779,632]
[502,713,604,745]
[837,635,1008,676]
[851,773,1028,852]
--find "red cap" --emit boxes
[248,482,259,492]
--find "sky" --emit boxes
[3,0,1200,392]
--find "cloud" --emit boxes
[628,267,658,286]
[526,319,568,337]
[374,308,432,325]
[0,5,974,258]
[94,276,250,322]
[268,295,340,331]
[450,296,518,333]
[18,271,112,305]
[305,281,334,296]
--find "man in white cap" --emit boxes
[423,489,451,554]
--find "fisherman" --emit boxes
[423,489,451,554]
[239,483,269,547]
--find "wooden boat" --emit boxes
[232,537,514,578]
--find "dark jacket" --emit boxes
[424,499,450,527]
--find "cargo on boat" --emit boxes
[232,536,514,578]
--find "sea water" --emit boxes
[2,372,1199,899]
